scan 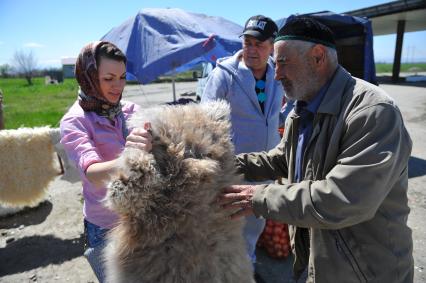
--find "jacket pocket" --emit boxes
[334,231,375,282]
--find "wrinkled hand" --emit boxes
[218,185,256,219]
[125,122,153,152]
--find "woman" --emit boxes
[60,41,151,282]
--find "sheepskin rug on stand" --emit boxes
[0,127,60,207]
[104,101,255,283]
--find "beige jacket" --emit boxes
[236,67,413,282]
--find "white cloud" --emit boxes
[41,59,60,64]
[39,59,61,68]
[60,56,77,65]
[24,42,44,48]
[60,56,76,60]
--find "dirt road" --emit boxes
[0,81,425,283]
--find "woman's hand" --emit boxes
[125,122,153,152]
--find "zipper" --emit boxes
[334,231,370,282]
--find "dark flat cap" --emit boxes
[275,16,336,49]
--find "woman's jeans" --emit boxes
[84,220,109,283]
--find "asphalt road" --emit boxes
[123,80,426,283]
[123,81,198,107]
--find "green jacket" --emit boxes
[236,67,413,282]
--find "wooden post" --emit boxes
[0,89,4,130]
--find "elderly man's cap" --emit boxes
[241,15,278,42]
[275,16,336,49]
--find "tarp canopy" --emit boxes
[101,8,243,84]
[276,11,377,84]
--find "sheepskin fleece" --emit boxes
[105,101,255,283]
[0,127,59,206]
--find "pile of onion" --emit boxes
[257,220,291,259]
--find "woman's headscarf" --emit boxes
[75,41,124,119]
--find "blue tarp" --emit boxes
[276,11,376,84]
[101,8,243,84]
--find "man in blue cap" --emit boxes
[202,15,284,268]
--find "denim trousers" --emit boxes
[84,220,109,283]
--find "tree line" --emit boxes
[0,50,64,85]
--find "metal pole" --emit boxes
[392,20,405,83]
[172,75,176,102]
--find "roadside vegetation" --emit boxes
[0,77,77,129]
[375,62,426,73]
[0,71,197,129]
[0,64,425,129]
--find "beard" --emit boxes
[281,64,323,102]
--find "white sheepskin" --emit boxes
[0,127,60,206]
[104,101,255,283]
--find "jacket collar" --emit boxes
[317,66,355,115]
[217,49,277,116]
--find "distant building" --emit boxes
[61,57,76,78]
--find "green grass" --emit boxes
[375,62,426,73]
[1,63,424,129]
[0,74,195,130]
[0,77,78,129]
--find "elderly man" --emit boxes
[202,15,283,265]
[221,17,413,282]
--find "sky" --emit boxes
[1,0,426,68]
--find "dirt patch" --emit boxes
[0,176,97,283]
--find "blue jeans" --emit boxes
[84,220,109,283]
[242,181,269,264]
[244,215,266,264]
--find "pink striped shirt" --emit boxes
[60,100,140,228]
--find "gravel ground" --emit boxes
[0,81,425,283]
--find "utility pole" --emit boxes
[412,46,416,63]
[405,46,410,64]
